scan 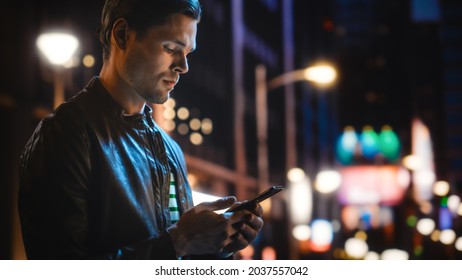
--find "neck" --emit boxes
[99,62,146,115]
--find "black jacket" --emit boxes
[19,77,203,259]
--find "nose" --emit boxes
[173,55,189,74]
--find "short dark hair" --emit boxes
[99,0,202,60]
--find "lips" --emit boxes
[164,79,178,89]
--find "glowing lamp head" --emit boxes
[303,64,337,85]
[36,32,79,65]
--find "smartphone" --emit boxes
[225,185,285,213]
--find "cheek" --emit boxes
[124,51,146,79]
[124,47,172,83]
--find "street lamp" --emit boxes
[36,32,79,109]
[255,63,337,193]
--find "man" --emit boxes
[18,0,263,259]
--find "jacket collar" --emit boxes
[84,76,155,127]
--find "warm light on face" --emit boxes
[36,32,79,65]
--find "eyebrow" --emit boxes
[170,40,196,53]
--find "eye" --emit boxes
[163,45,175,54]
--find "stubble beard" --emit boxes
[145,89,170,104]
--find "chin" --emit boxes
[146,92,169,104]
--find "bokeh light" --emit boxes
[310,219,333,252]
[378,125,400,161]
[380,249,409,260]
[292,224,311,241]
[189,118,201,131]
[190,132,203,145]
[287,168,306,183]
[360,126,380,160]
[433,181,450,196]
[82,54,95,68]
[177,107,190,120]
[455,237,462,251]
[315,170,341,193]
[416,218,435,236]
[164,98,176,108]
[440,229,456,245]
[201,118,213,134]
[345,238,368,259]
[335,126,358,164]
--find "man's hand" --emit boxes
[222,202,264,256]
[167,197,264,257]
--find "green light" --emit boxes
[441,196,448,207]
[336,125,402,163]
[406,215,417,227]
[378,125,400,162]
[414,245,423,257]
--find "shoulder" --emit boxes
[31,83,103,148]
[42,91,89,132]
[41,77,107,133]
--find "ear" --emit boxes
[112,18,129,51]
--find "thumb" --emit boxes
[195,196,236,212]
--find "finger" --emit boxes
[195,196,236,212]
[244,214,264,230]
[250,203,264,217]
[238,221,260,242]
[226,201,244,212]
[223,232,249,254]
[227,208,262,225]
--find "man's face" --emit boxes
[121,13,197,104]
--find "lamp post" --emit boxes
[36,32,79,109]
[255,63,337,193]
[256,63,336,260]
